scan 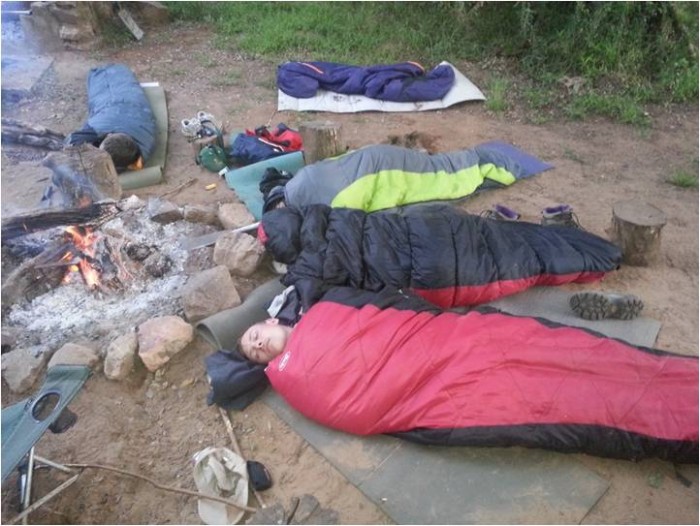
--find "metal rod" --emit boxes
[21,447,35,524]
[9,474,80,525]
[33,456,74,474]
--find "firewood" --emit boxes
[1,202,120,242]
[42,144,122,205]
[1,118,65,151]
[1,249,67,309]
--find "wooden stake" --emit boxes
[218,407,267,508]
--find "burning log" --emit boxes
[1,201,120,242]
[1,118,66,151]
[42,144,122,207]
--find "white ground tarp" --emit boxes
[277,61,485,113]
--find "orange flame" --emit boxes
[64,226,101,289]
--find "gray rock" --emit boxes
[213,232,265,277]
[1,325,21,352]
[147,198,183,224]
[48,342,101,369]
[1,346,47,393]
[137,316,194,372]
[218,202,255,230]
[183,204,221,227]
[181,265,242,322]
[104,331,139,380]
[184,246,215,274]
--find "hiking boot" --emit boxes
[569,292,644,321]
[481,204,521,221]
[541,204,582,228]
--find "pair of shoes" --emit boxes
[541,204,582,229]
[569,292,644,320]
[480,204,521,221]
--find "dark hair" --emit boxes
[100,133,141,172]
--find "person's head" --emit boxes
[262,185,287,213]
[100,133,142,172]
[239,318,293,364]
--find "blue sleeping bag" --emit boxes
[65,64,156,161]
[277,61,455,102]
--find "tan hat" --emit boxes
[192,447,249,524]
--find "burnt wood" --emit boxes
[1,201,120,242]
[1,118,65,151]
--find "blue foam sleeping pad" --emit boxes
[224,151,306,220]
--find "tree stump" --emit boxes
[42,144,122,206]
[299,121,343,164]
[609,200,667,266]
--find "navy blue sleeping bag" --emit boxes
[65,64,156,161]
[277,61,455,102]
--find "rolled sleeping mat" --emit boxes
[119,166,164,190]
[196,278,286,350]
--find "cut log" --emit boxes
[1,201,120,242]
[299,121,344,164]
[1,118,65,150]
[1,249,67,310]
[608,200,667,266]
[42,144,122,207]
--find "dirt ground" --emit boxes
[1,21,698,525]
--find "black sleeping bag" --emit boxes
[259,204,623,313]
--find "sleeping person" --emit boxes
[258,203,623,316]
[65,63,157,173]
[234,285,698,464]
[261,140,553,213]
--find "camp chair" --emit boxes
[1,365,90,523]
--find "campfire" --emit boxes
[0,151,210,356]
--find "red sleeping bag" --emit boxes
[266,287,698,462]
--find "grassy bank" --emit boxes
[167,1,698,124]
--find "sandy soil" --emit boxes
[1,21,698,525]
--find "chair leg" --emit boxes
[9,474,80,526]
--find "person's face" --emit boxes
[240,319,291,364]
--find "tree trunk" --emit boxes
[299,121,344,164]
[608,200,667,266]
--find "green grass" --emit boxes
[99,21,133,48]
[195,52,218,68]
[667,171,699,188]
[563,149,585,164]
[485,78,509,113]
[564,93,651,125]
[166,2,698,125]
[211,70,243,87]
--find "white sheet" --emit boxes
[277,61,485,113]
